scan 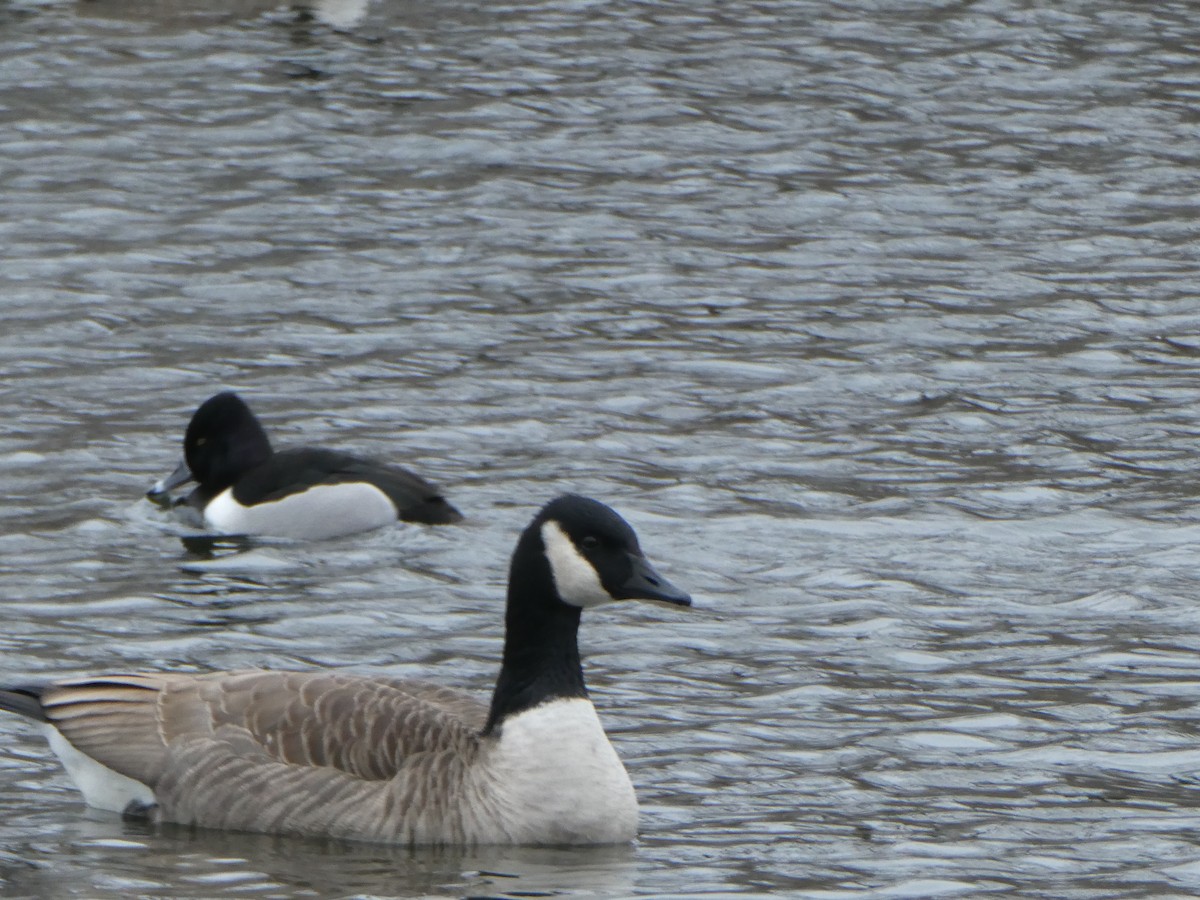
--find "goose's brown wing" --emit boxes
[29,670,487,786]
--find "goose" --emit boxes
[0,494,690,845]
[146,391,462,540]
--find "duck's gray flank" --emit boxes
[0,495,690,845]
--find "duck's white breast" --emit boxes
[204,482,397,539]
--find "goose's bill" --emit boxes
[618,554,691,607]
[147,458,194,498]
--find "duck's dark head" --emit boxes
[147,392,271,499]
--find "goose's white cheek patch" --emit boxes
[541,522,612,608]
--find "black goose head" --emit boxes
[528,494,691,610]
[504,494,691,632]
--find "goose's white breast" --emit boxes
[480,698,637,844]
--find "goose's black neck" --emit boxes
[483,524,587,734]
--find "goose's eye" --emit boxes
[196,437,207,447]
[581,535,600,550]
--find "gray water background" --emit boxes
[4,0,1200,896]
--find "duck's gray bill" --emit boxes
[147,458,193,498]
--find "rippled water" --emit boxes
[4,0,1200,896]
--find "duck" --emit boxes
[0,495,691,845]
[146,391,462,539]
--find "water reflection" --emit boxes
[78,0,373,29]
[1,813,638,898]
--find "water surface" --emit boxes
[4,0,1200,897]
